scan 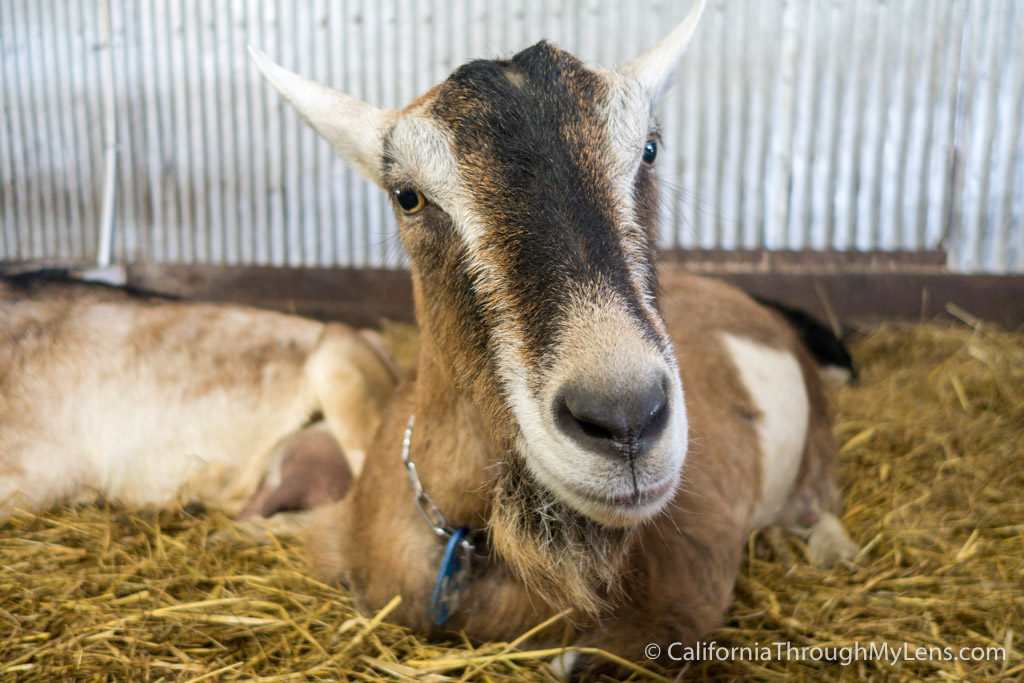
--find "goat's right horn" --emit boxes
[249,46,397,187]
[618,0,705,104]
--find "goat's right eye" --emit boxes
[394,188,426,214]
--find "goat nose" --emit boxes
[554,376,670,461]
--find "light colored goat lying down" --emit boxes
[0,275,400,524]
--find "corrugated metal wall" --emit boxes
[1,0,1022,273]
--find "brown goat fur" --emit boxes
[308,275,855,662]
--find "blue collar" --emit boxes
[429,525,473,625]
[401,415,482,626]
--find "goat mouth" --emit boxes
[567,474,676,520]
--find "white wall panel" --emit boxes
[1,0,1022,272]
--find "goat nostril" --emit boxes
[554,377,670,457]
[576,417,617,442]
[644,395,669,439]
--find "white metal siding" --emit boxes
[1,0,1022,272]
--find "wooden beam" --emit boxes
[661,268,1024,332]
[122,256,1024,331]
[125,263,415,327]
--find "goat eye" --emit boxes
[641,140,657,166]
[393,188,426,214]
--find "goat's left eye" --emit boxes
[641,140,657,166]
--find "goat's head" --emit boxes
[253,1,704,609]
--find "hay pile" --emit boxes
[2,321,1021,681]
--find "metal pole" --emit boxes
[97,0,117,268]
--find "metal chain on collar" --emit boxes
[400,414,479,625]
[400,415,477,554]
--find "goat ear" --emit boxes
[618,0,705,104]
[249,47,397,187]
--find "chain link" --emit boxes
[401,415,478,553]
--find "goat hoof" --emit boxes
[549,650,580,679]
[550,650,607,682]
[807,513,858,565]
[550,650,629,682]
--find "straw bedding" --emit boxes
[2,319,1021,681]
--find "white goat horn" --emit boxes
[618,0,706,103]
[248,46,397,187]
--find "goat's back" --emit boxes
[661,273,830,530]
[0,278,326,512]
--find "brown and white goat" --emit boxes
[253,0,857,674]
[0,275,399,522]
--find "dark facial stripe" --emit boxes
[430,42,663,368]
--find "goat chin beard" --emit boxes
[488,457,638,620]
